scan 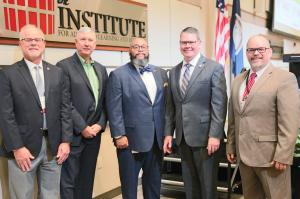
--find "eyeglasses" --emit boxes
[131,45,148,50]
[180,40,198,46]
[20,38,44,43]
[246,47,270,54]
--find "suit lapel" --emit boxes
[152,66,163,105]
[72,54,94,94]
[43,61,51,102]
[242,66,273,112]
[17,60,41,108]
[233,72,247,114]
[93,63,103,108]
[182,55,206,99]
[174,63,183,101]
[128,63,152,103]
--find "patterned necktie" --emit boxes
[34,66,47,129]
[139,66,152,75]
[242,72,257,101]
[181,63,191,96]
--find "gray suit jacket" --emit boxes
[0,59,73,158]
[165,55,227,147]
[56,53,108,146]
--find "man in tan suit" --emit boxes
[226,35,300,199]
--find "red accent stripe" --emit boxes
[48,14,53,34]
[18,10,26,31]
[48,0,52,11]
[9,8,16,31]
[8,0,14,4]
[40,13,46,34]
[17,0,25,6]
[40,0,46,10]
[28,11,37,26]
[28,0,36,8]
[4,7,9,30]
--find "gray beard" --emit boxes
[130,54,149,68]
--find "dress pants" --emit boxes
[60,134,101,199]
[179,138,220,199]
[8,137,61,199]
[239,160,291,199]
[117,141,162,199]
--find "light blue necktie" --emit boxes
[34,66,47,130]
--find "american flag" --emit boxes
[215,0,230,68]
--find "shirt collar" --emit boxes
[24,58,43,70]
[250,63,269,78]
[183,52,201,68]
[76,52,94,65]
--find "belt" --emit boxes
[41,129,48,137]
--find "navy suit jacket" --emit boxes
[106,63,168,152]
[56,53,108,146]
[0,59,73,158]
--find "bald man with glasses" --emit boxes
[226,35,300,199]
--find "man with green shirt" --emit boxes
[56,27,108,199]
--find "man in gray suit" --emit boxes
[164,27,227,199]
[57,27,108,199]
[0,25,72,199]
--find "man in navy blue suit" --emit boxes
[106,38,169,199]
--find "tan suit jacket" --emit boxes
[227,65,300,167]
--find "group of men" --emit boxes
[0,24,299,199]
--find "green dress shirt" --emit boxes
[77,53,99,108]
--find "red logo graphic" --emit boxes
[3,0,55,34]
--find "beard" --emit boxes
[130,53,149,68]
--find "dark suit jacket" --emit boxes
[106,63,168,152]
[56,53,108,146]
[0,59,73,158]
[165,55,227,147]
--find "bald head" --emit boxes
[246,35,270,49]
[246,35,273,72]
[19,24,45,40]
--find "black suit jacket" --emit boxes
[56,53,108,146]
[0,59,73,158]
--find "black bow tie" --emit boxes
[139,66,152,75]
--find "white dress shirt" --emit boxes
[139,66,157,104]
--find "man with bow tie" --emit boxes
[106,37,169,199]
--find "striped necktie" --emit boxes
[181,63,192,96]
[242,72,257,101]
